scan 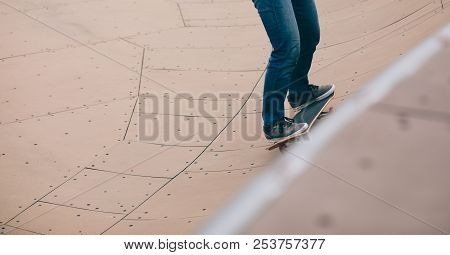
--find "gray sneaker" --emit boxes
[263,117,308,140]
[288,84,335,111]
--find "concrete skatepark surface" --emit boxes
[1,0,449,234]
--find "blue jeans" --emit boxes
[252,0,320,125]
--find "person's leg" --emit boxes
[287,0,321,98]
[252,0,300,125]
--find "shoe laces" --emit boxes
[305,84,319,98]
[308,84,319,91]
[276,117,294,129]
[284,117,294,123]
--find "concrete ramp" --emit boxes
[202,23,450,234]
[1,0,449,234]
[246,42,450,234]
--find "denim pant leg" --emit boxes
[252,0,300,125]
[288,0,321,97]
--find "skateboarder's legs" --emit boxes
[252,0,320,125]
[288,0,320,95]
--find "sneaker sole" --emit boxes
[292,84,335,112]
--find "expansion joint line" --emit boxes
[177,3,187,27]
[99,69,267,234]
[0,1,180,95]
[123,48,146,141]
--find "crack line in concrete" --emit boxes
[176,3,187,27]
[39,201,126,215]
[123,48,146,141]
[3,141,175,234]
[0,95,136,127]
[86,167,172,179]
[98,69,266,234]
[2,224,44,235]
[134,140,207,148]
[311,6,442,77]
[0,1,182,96]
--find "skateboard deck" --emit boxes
[266,92,335,151]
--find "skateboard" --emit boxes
[266,92,335,151]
